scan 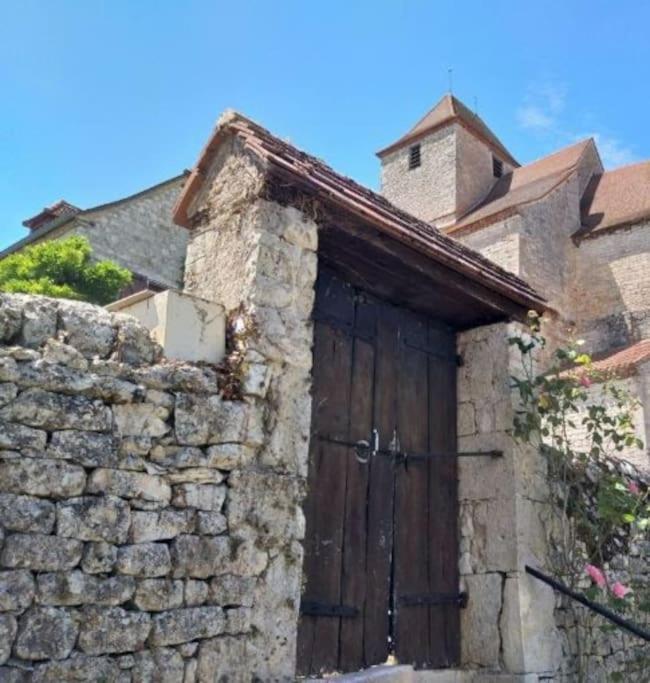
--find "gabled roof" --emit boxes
[23,200,81,230]
[577,160,650,238]
[376,94,518,166]
[448,139,596,235]
[174,111,547,317]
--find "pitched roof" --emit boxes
[448,139,595,235]
[589,339,650,379]
[23,200,81,230]
[174,111,547,316]
[376,94,518,166]
[577,161,650,238]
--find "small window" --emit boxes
[492,156,504,178]
[408,144,421,170]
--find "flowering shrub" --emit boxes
[509,312,649,681]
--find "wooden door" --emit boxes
[297,268,461,676]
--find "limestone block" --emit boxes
[172,483,225,511]
[0,383,17,407]
[14,607,78,661]
[132,648,185,683]
[225,607,252,635]
[48,430,121,468]
[184,658,198,683]
[0,294,23,343]
[0,388,112,431]
[130,509,195,543]
[113,403,170,438]
[0,570,35,611]
[458,402,476,437]
[36,571,135,607]
[115,543,171,577]
[1,533,82,571]
[240,361,271,398]
[184,579,209,606]
[228,470,304,543]
[171,535,232,578]
[0,614,17,665]
[42,338,88,370]
[205,443,255,471]
[167,468,224,485]
[0,421,47,450]
[149,445,207,468]
[31,655,121,683]
[58,299,116,358]
[0,457,86,499]
[197,636,247,683]
[57,496,131,543]
[230,539,268,577]
[78,606,152,655]
[196,511,228,535]
[0,357,19,382]
[175,394,258,446]
[82,542,118,574]
[460,573,503,668]
[114,314,163,366]
[133,579,184,611]
[0,493,55,533]
[87,468,171,504]
[18,296,58,348]
[209,575,255,607]
[150,606,225,646]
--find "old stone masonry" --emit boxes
[0,294,306,682]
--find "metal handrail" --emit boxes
[525,565,650,642]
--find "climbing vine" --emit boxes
[509,312,649,682]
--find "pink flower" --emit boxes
[585,564,606,588]
[628,481,641,495]
[579,375,592,388]
[611,582,631,599]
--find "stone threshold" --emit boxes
[310,665,541,683]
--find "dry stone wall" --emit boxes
[0,293,305,682]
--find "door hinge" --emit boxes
[398,591,468,609]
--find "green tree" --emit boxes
[0,236,132,305]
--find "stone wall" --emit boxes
[179,132,319,679]
[36,177,188,289]
[0,291,308,682]
[457,322,562,679]
[572,221,650,355]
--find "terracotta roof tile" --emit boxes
[578,161,650,237]
[377,94,518,166]
[449,139,594,234]
[589,339,650,378]
[173,111,547,316]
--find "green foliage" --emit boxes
[0,236,132,305]
[510,312,649,681]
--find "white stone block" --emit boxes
[108,290,225,364]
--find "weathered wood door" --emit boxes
[297,268,460,676]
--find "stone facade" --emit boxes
[9,176,188,290]
[0,278,313,680]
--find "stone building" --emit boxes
[2,173,189,292]
[0,96,648,681]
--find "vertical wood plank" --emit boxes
[394,310,432,667]
[363,305,397,667]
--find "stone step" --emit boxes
[311,665,472,683]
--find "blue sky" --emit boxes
[1,0,649,250]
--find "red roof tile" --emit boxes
[589,339,650,378]
[578,161,650,237]
[173,111,547,316]
[377,95,518,166]
[449,139,595,235]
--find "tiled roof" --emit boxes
[577,161,650,238]
[589,339,650,378]
[449,139,595,235]
[23,200,81,230]
[174,111,547,315]
[377,94,518,166]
